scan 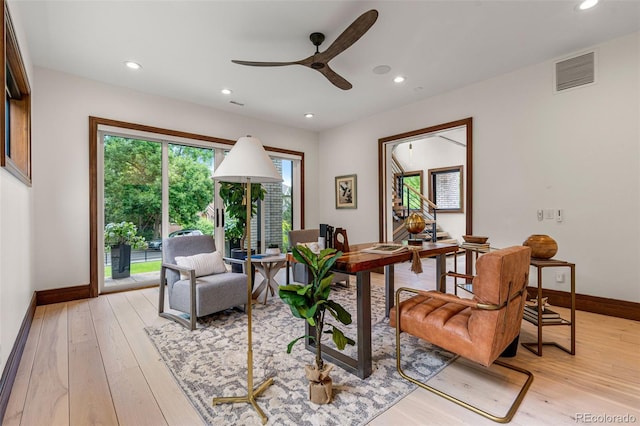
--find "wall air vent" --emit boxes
[555,51,596,92]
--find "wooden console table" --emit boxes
[521,258,576,356]
[303,242,459,379]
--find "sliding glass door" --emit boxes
[100,135,217,292]
[99,132,300,293]
[102,136,162,289]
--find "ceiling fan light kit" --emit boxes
[231,9,378,90]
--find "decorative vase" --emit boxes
[305,364,333,404]
[523,234,558,259]
[405,212,426,235]
[265,247,280,255]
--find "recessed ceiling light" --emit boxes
[124,61,142,70]
[304,113,314,119]
[373,65,391,75]
[578,0,599,10]
[221,88,233,95]
[393,76,406,83]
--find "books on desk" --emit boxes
[523,305,564,324]
[460,242,491,252]
[362,244,408,255]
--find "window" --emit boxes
[254,157,293,250]
[91,118,305,295]
[429,165,463,213]
[394,170,423,217]
[1,2,31,185]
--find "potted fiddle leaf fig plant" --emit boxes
[278,245,354,404]
[104,221,148,279]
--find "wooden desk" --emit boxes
[304,242,459,379]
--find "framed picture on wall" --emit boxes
[335,174,357,209]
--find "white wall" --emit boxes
[319,32,640,302]
[0,2,36,374]
[31,67,319,291]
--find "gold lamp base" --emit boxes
[212,377,274,425]
[211,177,275,425]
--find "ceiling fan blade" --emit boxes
[231,60,298,67]
[316,65,352,90]
[317,9,378,63]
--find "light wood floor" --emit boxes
[3,259,640,425]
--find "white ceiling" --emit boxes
[11,0,640,132]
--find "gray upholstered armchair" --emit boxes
[288,229,349,287]
[159,234,247,330]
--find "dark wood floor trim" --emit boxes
[0,293,36,421]
[527,287,640,322]
[35,284,91,306]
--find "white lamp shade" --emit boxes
[212,136,283,183]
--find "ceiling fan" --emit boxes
[231,9,378,90]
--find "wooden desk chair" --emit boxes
[391,246,534,423]
[288,229,350,287]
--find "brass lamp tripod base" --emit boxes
[212,372,274,424]
[212,177,274,425]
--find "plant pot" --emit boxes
[523,234,558,259]
[305,364,333,404]
[110,244,131,279]
[225,238,240,258]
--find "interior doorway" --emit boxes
[378,117,473,244]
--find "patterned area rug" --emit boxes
[145,285,456,425]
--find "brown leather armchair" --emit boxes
[391,246,534,423]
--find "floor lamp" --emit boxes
[211,136,282,424]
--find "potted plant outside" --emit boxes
[278,245,354,404]
[104,221,148,279]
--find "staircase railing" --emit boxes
[393,184,438,242]
[390,154,439,243]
